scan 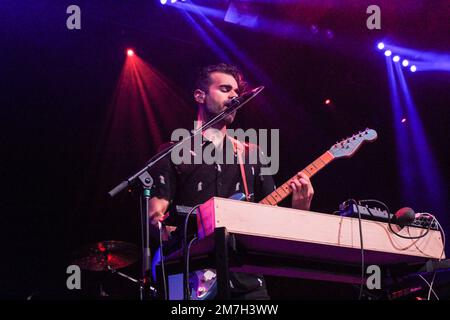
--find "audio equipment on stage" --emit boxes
[339,202,439,230]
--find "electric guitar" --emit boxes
[152,128,378,299]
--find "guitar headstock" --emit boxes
[329,128,377,159]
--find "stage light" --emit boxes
[127,49,134,57]
[401,118,407,123]
[393,55,400,62]
[310,24,319,34]
[324,99,332,105]
[402,59,409,67]
[171,0,177,3]
[410,65,417,72]
[325,29,334,39]
[160,0,167,4]
[384,50,392,57]
[377,42,385,50]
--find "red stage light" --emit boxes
[324,99,331,105]
[127,49,134,57]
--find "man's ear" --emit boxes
[194,89,206,104]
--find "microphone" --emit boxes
[225,85,264,108]
[394,207,416,228]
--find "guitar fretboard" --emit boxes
[259,151,335,206]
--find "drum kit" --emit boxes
[71,240,139,272]
[70,240,154,298]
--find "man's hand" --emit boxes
[159,225,177,242]
[149,196,176,241]
[290,172,314,211]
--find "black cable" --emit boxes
[349,199,446,300]
[339,199,365,299]
[158,222,168,300]
[348,199,365,300]
[361,201,447,302]
[183,204,201,300]
[417,213,446,260]
[186,236,198,299]
[138,196,148,300]
[359,199,431,240]
[419,213,445,300]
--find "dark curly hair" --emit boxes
[195,63,247,94]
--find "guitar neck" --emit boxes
[259,151,335,206]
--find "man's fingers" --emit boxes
[290,182,297,191]
[300,178,314,195]
[297,172,310,181]
[291,179,308,198]
[299,178,308,185]
[292,176,314,201]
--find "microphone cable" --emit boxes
[346,199,365,300]
[183,204,201,300]
[157,221,168,300]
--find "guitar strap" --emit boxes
[230,137,250,201]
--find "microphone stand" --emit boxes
[108,86,264,300]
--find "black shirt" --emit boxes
[150,135,276,295]
[151,135,276,208]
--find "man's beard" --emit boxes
[222,111,236,125]
[205,108,236,126]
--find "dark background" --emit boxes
[1,0,449,299]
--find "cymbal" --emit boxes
[72,240,139,271]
